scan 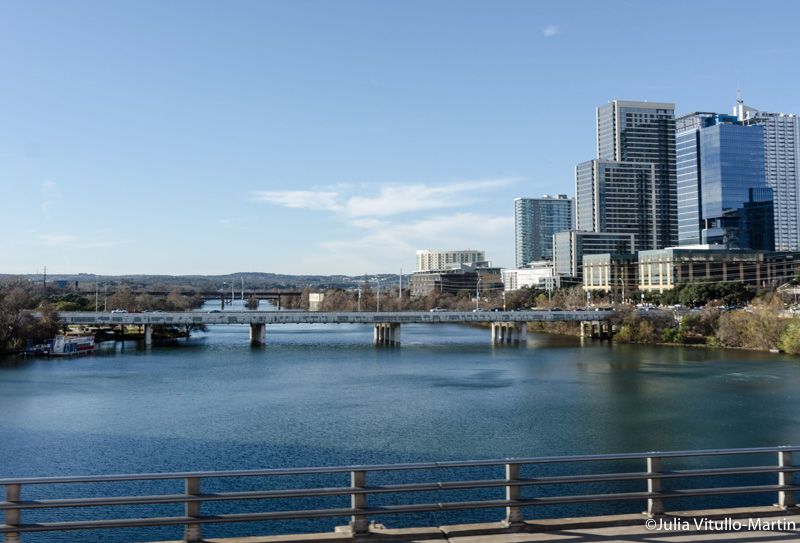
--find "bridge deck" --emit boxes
[143,508,800,542]
[58,310,613,326]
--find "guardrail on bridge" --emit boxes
[1,445,799,542]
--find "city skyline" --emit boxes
[2,0,800,275]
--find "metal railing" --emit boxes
[1,445,799,542]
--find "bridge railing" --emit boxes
[1,446,799,542]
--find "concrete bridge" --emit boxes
[57,310,616,346]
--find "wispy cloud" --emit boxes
[36,233,126,249]
[251,176,521,272]
[250,190,341,211]
[250,177,520,218]
[542,25,560,38]
[302,212,514,274]
[40,180,61,220]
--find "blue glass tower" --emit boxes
[675,112,773,250]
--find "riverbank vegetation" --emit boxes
[0,278,205,353]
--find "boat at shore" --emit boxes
[21,335,97,357]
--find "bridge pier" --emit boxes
[144,324,153,346]
[374,323,400,346]
[491,322,527,345]
[581,321,612,340]
[249,323,266,346]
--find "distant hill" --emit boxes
[1,272,403,291]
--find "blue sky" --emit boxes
[2,0,799,275]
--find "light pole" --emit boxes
[357,286,362,312]
[502,290,506,311]
[375,277,381,312]
[475,276,482,311]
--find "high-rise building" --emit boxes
[575,159,656,251]
[734,101,800,251]
[514,195,573,267]
[675,112,773,250]
[415,250,486,272]
[596,100,677,248]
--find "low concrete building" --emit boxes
[638,247,800,293]
[410,262,503,297]
[583,253,638,302]
[503,261,561,291]
[553,231,635,280]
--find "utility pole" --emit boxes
[95,276,99,312]
[376,278,380,312]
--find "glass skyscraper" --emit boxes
[734,101,800,251]
[596,100,677,248]
[675,112,773,251]
[575,159,656,252]
[514,195,573,267]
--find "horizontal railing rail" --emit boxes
[2,446,799,542]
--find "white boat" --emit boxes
[47,335,96,356]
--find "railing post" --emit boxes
[184,477,201,543]
[646,456,663,517]
[504,463,524,527]
[4,484,20,543]
[778,450,796,509]
[350,470,369,535]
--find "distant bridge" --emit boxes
[57,310,615,346]
[110,290,302,309]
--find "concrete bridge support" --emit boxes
[249,323,267,346]
[374,323,400,346]
[491,322,527,345]
[144,324,153,346]
[580,321,612,340]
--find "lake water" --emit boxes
[2,305,800,541]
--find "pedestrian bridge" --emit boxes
[57,310,615,346]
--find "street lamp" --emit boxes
[475,276,482,311]
[375,277,381,312]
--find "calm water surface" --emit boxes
[2,309,800,541]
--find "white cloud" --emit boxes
[542,25,560,37]
[251,177,520,218]
[313,213,515,273]
[37,233,77,245]
[40,180,61,220]
[35,233,126,249]
[250,190,341,211]
[251,176,522,273]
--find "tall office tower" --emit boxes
[675,113,708,245]
[596,100,677,248]
[675,112,772,250]
[575,159,656,251]
[514,195,573,267]
[734,101,800,251]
